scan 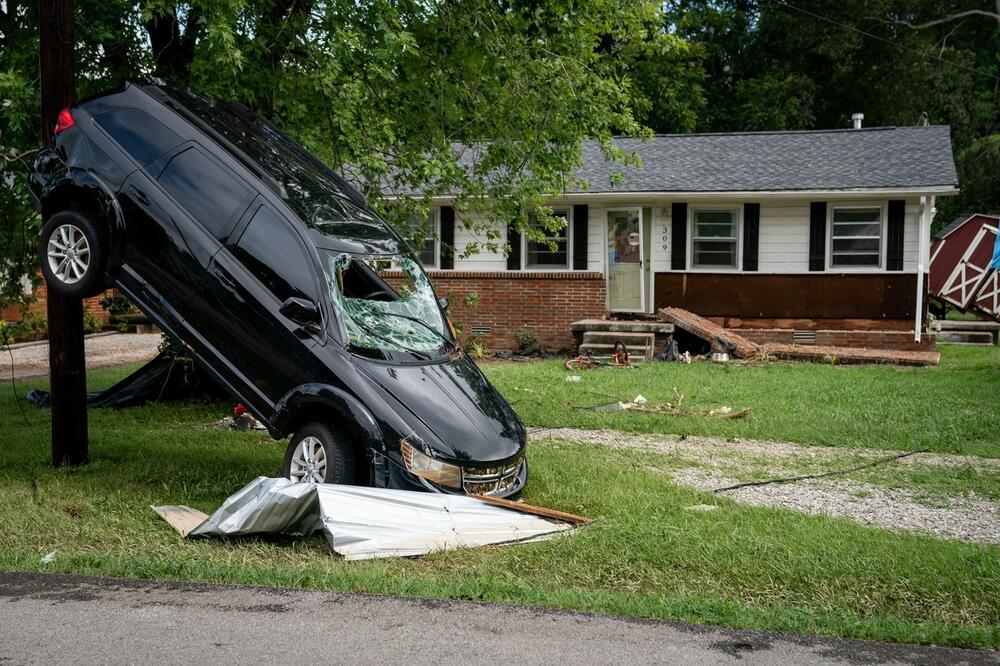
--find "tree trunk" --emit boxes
[39,0,88,466]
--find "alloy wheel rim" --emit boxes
[47,224,91,285]
[289,436,327,483]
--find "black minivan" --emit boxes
[28,81,526,498]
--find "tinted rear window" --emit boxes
[94,109,182,166]
[232,206,318,303]
[157,148,251,239]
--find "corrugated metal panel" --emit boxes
[180,477,576,560]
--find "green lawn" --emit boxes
[488,345,1000,457]
[0,348,997,649]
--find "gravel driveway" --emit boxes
[530,428,1000,546]
[4,332,162,380]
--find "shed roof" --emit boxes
[386,125,958,197]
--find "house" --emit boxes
[388,124,958,352]
[930,213,999,321]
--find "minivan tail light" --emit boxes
[54,107,74,134]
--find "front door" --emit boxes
[607,209,644,311]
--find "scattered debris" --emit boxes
[654,338,691,363]
[565,375,582,382]
[710,352,729,363]
[153,477,583,560]
[684,504,719,512]
[565,350,639,371]
[40,551,55,564]
[570,389,749,419]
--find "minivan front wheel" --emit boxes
[283,422,355,484]
[38,210,106,298]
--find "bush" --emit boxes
[83,308,103,334]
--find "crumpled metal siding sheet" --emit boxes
[189,477,574,560]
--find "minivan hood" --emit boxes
[357,355,524,464]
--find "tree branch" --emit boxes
[889,9,1000,31]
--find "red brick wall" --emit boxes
[735,328,936,351]
[1,281,111,326]
[381,271,606,352]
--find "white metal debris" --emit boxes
[154,477,577,560]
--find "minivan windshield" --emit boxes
[324,251,453,361]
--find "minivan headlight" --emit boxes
[400,436,462,489]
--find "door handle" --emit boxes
[128,185,150,206]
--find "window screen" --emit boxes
[831,208,881,267]
[406,209,438,267]
[232,206,318,303]
[157,148,250,239]
[692,210,738,268]
[526,210,570,269]
[94,109,182,167]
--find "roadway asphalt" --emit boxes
[0,571,996,665]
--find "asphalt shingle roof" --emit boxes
[385,126,957,196]
[572,126,957,193]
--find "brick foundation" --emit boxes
[382,271,606,352]
[735,328,936,351]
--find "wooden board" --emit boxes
[471,495,589,525]
[151,505,209,537]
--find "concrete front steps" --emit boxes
[570,320,674,360]
[931,320,999,346]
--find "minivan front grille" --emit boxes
[463,457,523,496]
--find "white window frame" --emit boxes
[406,208,440,270]
[688,207,741,271]
[828,204,884,271]
[522,208,573,271]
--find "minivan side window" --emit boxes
[232,206,318,304]
[94,109,182,167]
[157,148,251,239]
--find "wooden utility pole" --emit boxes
[39,0,88,466]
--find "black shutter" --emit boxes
[742,203,760,272]
[886,199,905,271]
[572,204,588,270]
[439,206,455,270]
[671,202,687,270]
[809,202,827,271]
[507,222,521,270]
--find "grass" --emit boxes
[486,345,1000,457]
[0,351,998,649]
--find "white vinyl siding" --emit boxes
[444,196,924,275]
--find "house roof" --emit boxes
[574,126,957,194]
[384,125,958,197]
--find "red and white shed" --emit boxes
[929,213,1000,319]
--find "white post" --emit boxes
[914,196,935,344]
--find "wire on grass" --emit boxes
[712,449,930,493]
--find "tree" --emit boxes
[0,0,663,307]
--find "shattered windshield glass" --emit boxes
[324,251,453,361]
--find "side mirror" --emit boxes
[280,297,320,327]
[438,297,449,311]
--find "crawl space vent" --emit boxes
[470,325,492,336]
[792,330,817,344]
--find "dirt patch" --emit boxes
[530,428,1000,545]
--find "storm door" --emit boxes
[606,209,645,311]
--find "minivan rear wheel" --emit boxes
[283,422,355,484]
[38,210,106,298]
